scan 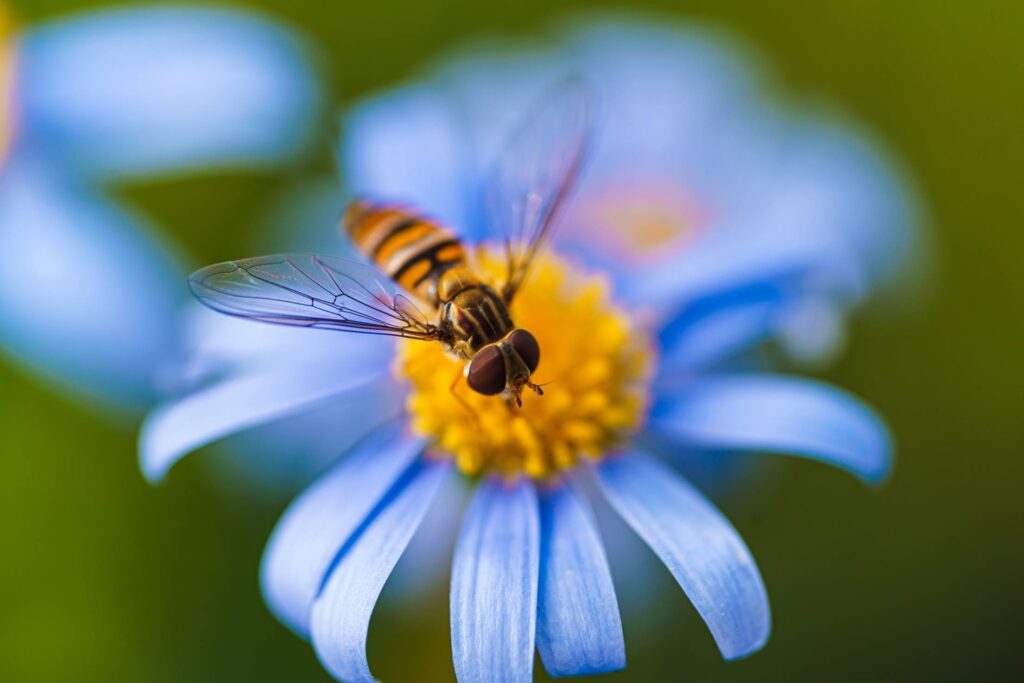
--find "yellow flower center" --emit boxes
[0,4,16,166]
[398,248,654,480]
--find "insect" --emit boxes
[189,79,591,408]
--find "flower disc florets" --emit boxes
[398,248,653,480]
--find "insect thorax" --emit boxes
[441,274,515,357]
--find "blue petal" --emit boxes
[753,115,922,292]
[387,472,468,599]
[652,375,891,484]
[150,305,398,489]
[594,452,770,660]
[551,20,776,284]
[564,17,769,208]
[198,379,403,494]
[537,483,625,677]
[177,303,393,387]
[627,217,843,312]
[139,366,386,483]
[564,18,916,325]
[653,263,809,376]
[260,424,424,635]
[19,6,323,179]
[430,46,568,173]
[311,458,451,683]
[451,478,540,683]
[341,85,477,234]
[0,153,182,413]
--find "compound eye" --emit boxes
[508,329,540,374]
[467,345,506,395]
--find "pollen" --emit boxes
[397,248,654,480]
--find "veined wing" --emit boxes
[485,77,593,302]
[188,253,441,340]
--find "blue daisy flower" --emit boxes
[139,17,915,683]
[0,3,324,413]
[343,17,920,367]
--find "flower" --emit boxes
[343,18,920,368]
[0,3,324,413]
[140,16,916,682]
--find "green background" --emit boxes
[4,1,1023,681]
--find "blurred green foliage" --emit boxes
[3,0,1023,681]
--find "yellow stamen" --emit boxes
[397,247,654,480]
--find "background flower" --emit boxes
[135,13,917,599]
[341,18,921,369]
[1,2,1020,683]
[0,3,324,414]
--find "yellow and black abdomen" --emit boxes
[344,200,466,305]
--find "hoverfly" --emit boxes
[189,79,591,407]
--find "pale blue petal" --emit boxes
[564,17,767,197]
[551,19,777,283]
[652,375,891,484]
[200,379,404,494]
[537,483,625,677]
[562,17,915,303]
[0,153,182,413]
[451,479,539,683]
[311,458,451,683]
[173,303,392,392]
[654,266,803,376]
[153,304,397,490]
[430,44,568,173]
[626,220,843,316]
[342,86,476,233]
[594,452,770,660]
[19,6,323,179]
[754,115,921,291]
[140,366,384,483]
[260,424,425,635]
[638,208,863,370]
[662,302,777,375]
[387,472,468,599]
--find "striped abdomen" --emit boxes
[344,200,467,305]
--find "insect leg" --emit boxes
[450,368,481,428]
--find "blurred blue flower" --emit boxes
[139,15,916,682]
[0,3,324,414]
[344,18,920,367]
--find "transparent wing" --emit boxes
[485,77,593,302]
[188,253,441,340]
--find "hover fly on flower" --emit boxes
[189,80,590,408]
